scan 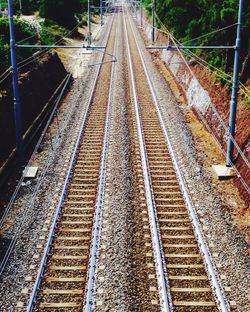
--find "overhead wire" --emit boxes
[0,69,11,85]
[0,67,11,80]
[181,23,238,45]
[154,14,250,100]
[181,48,250,101]
[17,21,82,70]
[151,13,250,193]
[16,33,38,44]
[170,34,250,170]
[0,20,82,83]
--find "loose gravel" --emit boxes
[95,12,159,312]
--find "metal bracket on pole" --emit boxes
[17,45,106,49]
[146,45,235,50]
[88,49,117,67]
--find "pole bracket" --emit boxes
[146,45,235,50]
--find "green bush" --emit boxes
[0,17,37,74]
[39,20,69,45]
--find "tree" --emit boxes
[145,0,250,79]
[0,17,36,74]
[12,0,40,14]
[40,0,82,29]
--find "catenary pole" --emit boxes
[100,0,104,26]
[140,0,142,27]
[226,0,244,166]
[88,0,91,46]
[152,0,155,44]
[134,0,136,19]
[8,0,24,168]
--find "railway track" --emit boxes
[27,12,118,312]
[25,6,231,312]
[123,9,229,312]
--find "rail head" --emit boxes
[83,10,119,312]
[26,15,115,312]
[123,8,172,312]
[127,10,230,312]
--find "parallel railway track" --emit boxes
[123,9,229,312]
[26,6,230,312]
[27,11,117,311]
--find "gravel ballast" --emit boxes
[95,12,159,312]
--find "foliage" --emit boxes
[13,0,40,14]
[144,0,250,79]
[0,0,103,77]
[39,0,82,29]
[39,20,69,45]
[0,17,37,73]
[39,0,100,28]
[0,0,40,14]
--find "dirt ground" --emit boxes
[57,16,101,78]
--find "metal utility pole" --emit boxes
[140,0,143,27]
[134,0,136,19]
[226,0,244,166]
[88,0,91,46]
[8,0,24,167]
[100,0,104,26]
[152,0,155,44]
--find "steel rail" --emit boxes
[84,11,118,312]
[26,15,115,312]
[128,10,230,312]
[123,10,172,312]
[0,74,72,276]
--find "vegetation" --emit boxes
[144,0,250,82]
[1,1,248,84]
[39,20,69,46]
[13,0,40,15]
[0,0,101,77]
[39,0,82,29]
[39,0,100,28]
[0,17,37,74]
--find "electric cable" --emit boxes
[149,14,250,194]
[182,23,238,45]
[17,21,82,70]
[0,70,11,85]
[154,13,250,101]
